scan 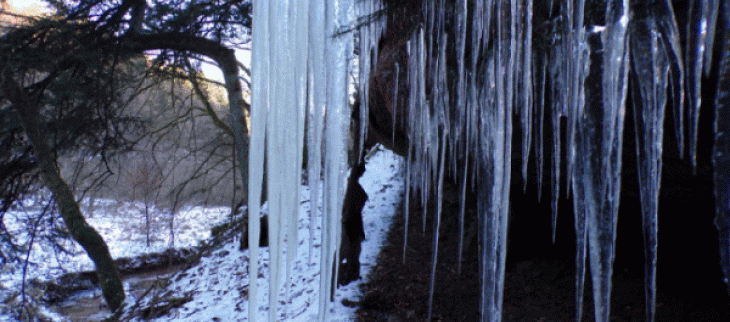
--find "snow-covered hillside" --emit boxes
[0,148,403,322]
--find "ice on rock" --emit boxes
[356,0,383,159]
[247,0,726,321]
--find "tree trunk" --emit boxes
[0,69,126,312]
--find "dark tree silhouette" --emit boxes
[0,0,252,313]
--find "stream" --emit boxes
[51,265,183,322]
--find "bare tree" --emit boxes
[0,0,253,312]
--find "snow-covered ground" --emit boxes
[0,148,403,321]
[2,200,231,280]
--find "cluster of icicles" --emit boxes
[247,0,730,321]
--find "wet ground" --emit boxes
[52,265,183,322]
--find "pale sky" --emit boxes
[2,0,51,17]
[1,0,248,89]
[201,48,251,84]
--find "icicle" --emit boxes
[571,180,588,322]
[534,49,547,202]
[248,0,270,320]
[264,0,308,317]
[517,0,534,192]
[356,0,372,160]
[629,18,662,322]
[421,157,430,234]
[475,1,516,320]
[286,0,310,312]
[355,0,385,161]
[457,155,468,274]
[427,129,448,322]
[503,0,517,124]
[470,0,488,75]
[318,0,353,319]
[454,0,468,166]
[402,37,419,264]
[418,25,430,235]
[628,1,683,320]
[392,62,400,144]
[549,35,563,244]
[454,0,479,270]
[477,47,513,322]
[685,0,712,168]
[252,0,352,320]
[703,0,720,77]
[426,28,450,320]
[651,1,685,166]
[577,0,630,315]
[266,2,287,318]
[561,0,573,199]
[403,147,412,264]
[307,0,326,267]
[568,10,590,321]
[713,7,730,296]
[564,0,586,205]
[436,32,450,167]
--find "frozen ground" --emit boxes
[0,147,403,321]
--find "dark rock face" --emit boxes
[336,2,418,286]
[238,215,269,251]
[338,164,368,286]
[351,0,730,320]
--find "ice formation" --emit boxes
[248,0,730,321]
[249,0,352,321]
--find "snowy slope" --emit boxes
[0,148,403,322]
[136,147,403,321]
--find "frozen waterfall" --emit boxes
[248,0,730,321]
[249,0,353,321]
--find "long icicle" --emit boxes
[581,0,630,317]
[318,0,353,319]
[685,0,711,168]
[248,0,270,320]
[478,48,513,322]
[285,0,310,315]
[427,129,448,321]
[307,0,326,267]
[628,9,662,322]
[403,34,419,263]
[568,2,589,319]
[571,179,588,322]
[477,2,515,320]
[518,0,534,191]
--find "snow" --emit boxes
[140,148,402,322]
[3,2,729,322]
[0,148,403,322]
[1,200,230,283]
